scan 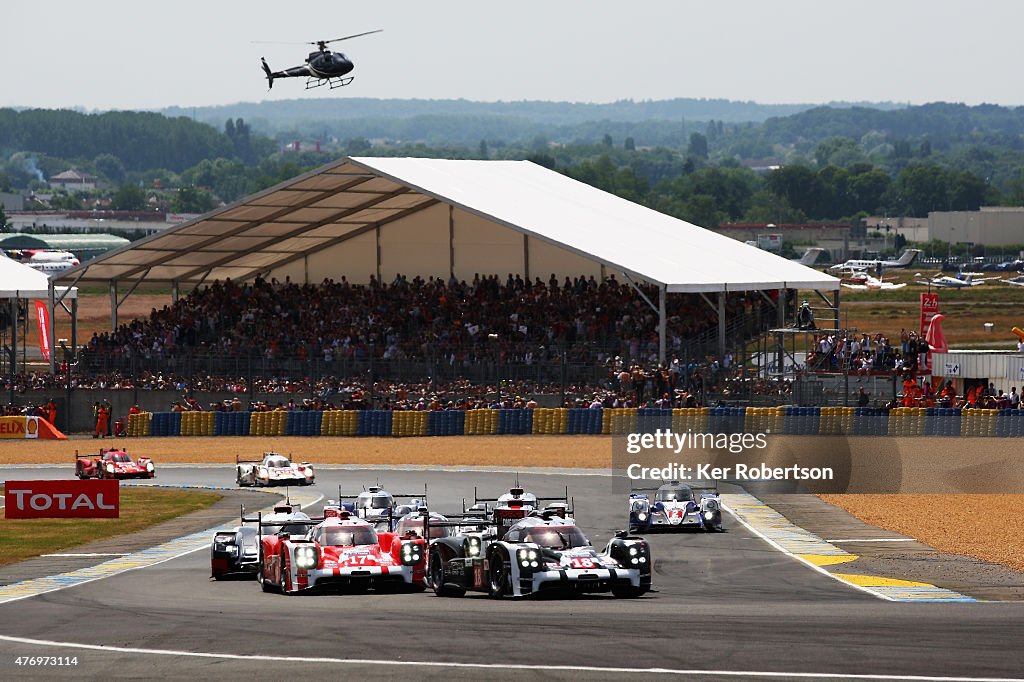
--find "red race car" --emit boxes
[258,511,428,594]
[75,448,155,480]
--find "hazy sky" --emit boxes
[5,0,1023,111]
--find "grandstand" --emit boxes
[39,158,839,423]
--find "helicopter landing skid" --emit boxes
[305,76,355,90]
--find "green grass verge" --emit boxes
[0,485,222,567]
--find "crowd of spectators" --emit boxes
[805,330,932,376]
[79,273,772,370]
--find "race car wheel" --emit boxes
[430,548,465,598]
[258,564,275,593]
[488,549,510,599]
[278,552,289,593]
[612,584,647,599]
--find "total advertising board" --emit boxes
[4,479,119,518]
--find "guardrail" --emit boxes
[127,406,1024,438]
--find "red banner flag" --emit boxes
[919,293,939,337]
[34,300,51,362]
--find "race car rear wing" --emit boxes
[235,454,263,465]
[416,510,498,541]
[336,483,429,505]
[467,485,570,509]
[631,479,720,495]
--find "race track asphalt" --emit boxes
[1,465,1023,681]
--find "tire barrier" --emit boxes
[392,410,428,437]
[214,411,252,436]
[122,406,1024,437]
[126,411,152,437]
[427,409,465,436]
[357,409,393,437]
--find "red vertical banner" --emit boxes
[34,300,51,362]
[920,293,940,371]
[920,293,940,337]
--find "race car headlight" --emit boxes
[146,461,154,472]
[629,546,638,556]
[401,542,422,566]
[294,545,318,570]
[517,548,538,568]
[214,533,235,544]
[465,537,481,557]
[259,470,269,478]
[303,468,313,477]
[704,499,719,512]
[636,512,648,522]
[704,511,715,521]
[106,463,115,473]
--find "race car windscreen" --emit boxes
[318,526,378,547]
[523,526,589,549]
[104,453,131,463]
[656,486,694,502]
[360,495,393,509]
[396,519,450,539]
[265,456,291,468]
[263,523,310,536]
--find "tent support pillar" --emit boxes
[448,205,455,278]
[522,234,530,281]
[658,284,667,366]
[774,289,787,381]
[48,282,56,374]
[832,289,841,331]
[9,297,17,405]
[71,297,78,366]
[172,281,180,303]
[718,292,726,359]
[109,281,118,332]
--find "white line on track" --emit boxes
[826,538,917,543]
[0,633,1021,682]
[40,553,131,558]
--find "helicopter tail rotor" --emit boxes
[261,58,275,89]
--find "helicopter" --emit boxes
[260,30,382,90]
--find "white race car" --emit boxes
[236,453,315,487]
[429,510,651,599]
[629,481,723,532]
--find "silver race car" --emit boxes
[210,504,311,579]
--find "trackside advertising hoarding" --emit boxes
[4,480,119,518]
[0,416,40,439]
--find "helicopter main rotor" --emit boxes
[313,29,383,51]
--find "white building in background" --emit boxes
[928,207,1024,247]
[48,169,99,191]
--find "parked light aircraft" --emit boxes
[793,247,827,267]
[829,249,921,273]
[839,273,907,291]
[914,272,996,288]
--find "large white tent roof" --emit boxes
[0,255,77,299]
[55,157,837,294]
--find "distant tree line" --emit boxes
[3,103,1024,231]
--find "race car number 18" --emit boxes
[569,557,595,569]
